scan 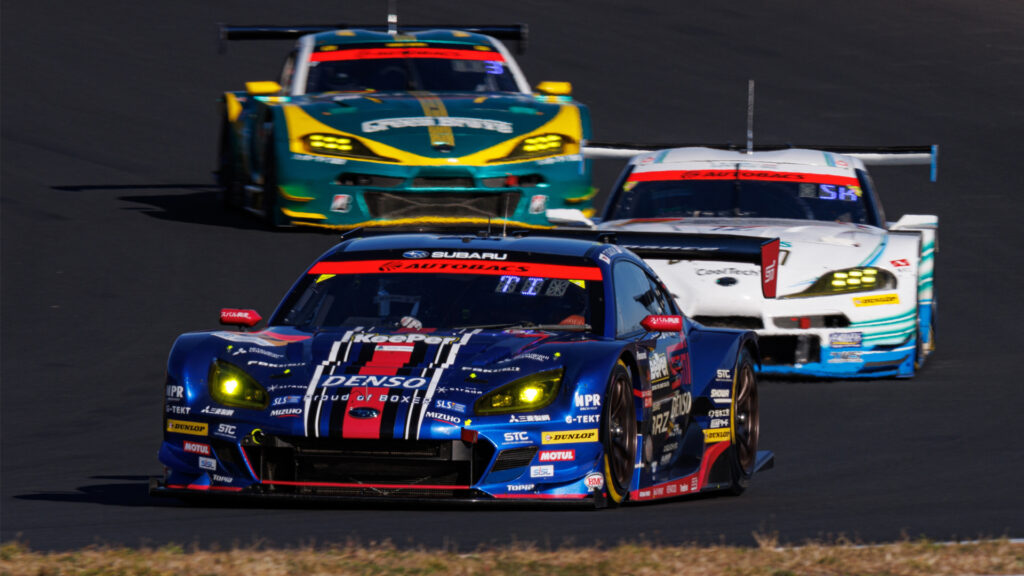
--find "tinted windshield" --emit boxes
[306,45,520,93]
[607,169,873,224]
[273,260,604,333]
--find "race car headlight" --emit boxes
[787,266,897,298]
[208,360,268,410]
[493,134,575,162]
[303,133,397,162]
[475,368,563,415]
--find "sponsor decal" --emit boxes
[198,456,217,471]
[649,352,669,381]
[506,484,535,492]
[530,465,555,478]
[166,419,208,436]
[403,250,429,259]
[272,396,302,406]
[425,411,461,425]
[709,418,730,429]
[200,406,234,416]
[362,116,513,134]
[584,473,604,490]
[565,414,600,424]
[430,251,508,260]
[461,365,521,374]
[504,431,531,444]
[708,408,730,419]
[305,391,428,404]
[183,441,211,456]
[715,369,732,382]
[704,428,731,443]
[828,332,863,348]
[696,267,758,276]
[309,260,603,281]
[166,405,191,415]
[509,414,551,423]
[293,153,347,165]
[538,450,575,462]
[230,347,284,360]
[270,408,303,417]
[641,389,653,409]
[829,351,863,363]
[710,388,731,404]
[212,474,234,483]
[574,392,601,409]
[348,407,379,419]
[331,194,352,213]
[342,331,460,345]
[541,429,598,444]
[536,153,583,165]
[652,392,691,435]
[853,294,900,307]
[216,423,237,438]
[319,374,428,389]
[166,385,183,401]
[890,259,910,267]
[508,353,552,363]
[434,399,466,413]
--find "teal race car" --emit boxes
[217,23,596,229]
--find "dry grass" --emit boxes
[1,537,1021,576]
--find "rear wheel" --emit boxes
[729,348,759,495]
[602,361,637,505]
[217,118,242,210]
[261,135,282,228]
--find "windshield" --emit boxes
[607,169,874,224]
[273,259,604,333]
[306,45,520,93]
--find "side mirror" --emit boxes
[640,314,682,333]
[535,81,573,97]
[545,208,595,227]
[220,308,262,329]
[245,81,282,96]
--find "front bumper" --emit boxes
[274,154,594,229]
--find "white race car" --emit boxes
[595,146,937,378]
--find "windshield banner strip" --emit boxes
[310,47,505,63]
[309,259,602,280]
[627,169,859,186]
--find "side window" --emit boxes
[279,51,297,94]
[614,261,665,337]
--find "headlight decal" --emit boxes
[786,267,897,298]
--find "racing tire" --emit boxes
[217,117,243,211]
[601,361,637,506]
[728,348,759,495]
[261,134,282,228]
[914,298,936,372]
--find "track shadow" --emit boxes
[14,476,176,508]
[51,183,271,231]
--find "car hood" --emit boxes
[208,326,584,439]
[601,217,889,290]
[285,91,572,157]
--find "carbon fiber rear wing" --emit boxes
[340,226,781,299]
[219,23,528,53]
[583,143,939,181]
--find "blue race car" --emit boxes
[151,228,777,506]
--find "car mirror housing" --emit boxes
[219,308,262,328]
[536,81,572,96]
[640,314,682,333]
[245,81,282,95]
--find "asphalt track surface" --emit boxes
[3,1,1023,551]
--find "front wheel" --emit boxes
[602,361,637,505]
[729,348,759,495]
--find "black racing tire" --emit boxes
[217,117,242,211]
[262,134,281,228]
[914,297,936,372]
[601,361,637,506]
[729,348,759,495]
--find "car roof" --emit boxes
[325,232,609,260]
[309,28,502,49]
[631,147,867,176]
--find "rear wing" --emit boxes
[583,143,939,182]
[340,226,780,299]
[219,23,529,53]
[518,228,781,299]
